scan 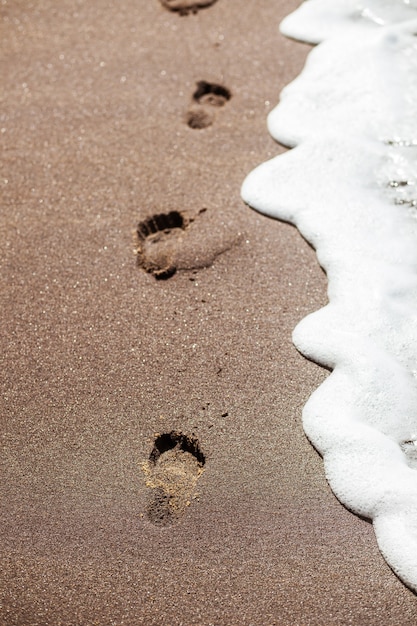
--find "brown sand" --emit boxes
[1,0,417,623]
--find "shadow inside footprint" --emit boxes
[136,211,188,279]
[160,0,218,15]
[143,432,206,526]
[193,81,231,107]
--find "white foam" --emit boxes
[242,0,417,592]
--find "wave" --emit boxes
[242,0,417,592]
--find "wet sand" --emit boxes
[1,0,417,623]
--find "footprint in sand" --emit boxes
[135,207,236,279]
[142,431,205,526]
[186,80,232,129]
[136,210,188,279]
[160,0,218,15]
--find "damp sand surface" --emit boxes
[1,0,417,624]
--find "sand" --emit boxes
[1,0,417,623]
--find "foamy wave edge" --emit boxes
[242,0,417,592]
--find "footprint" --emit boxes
[136,207,237,279]
[136,211,188,279]
[142,431,206,526]
[185,81,231,130]
[135,206,242,279]
[160,0,218,15]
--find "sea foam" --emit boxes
[242,0,417,591]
